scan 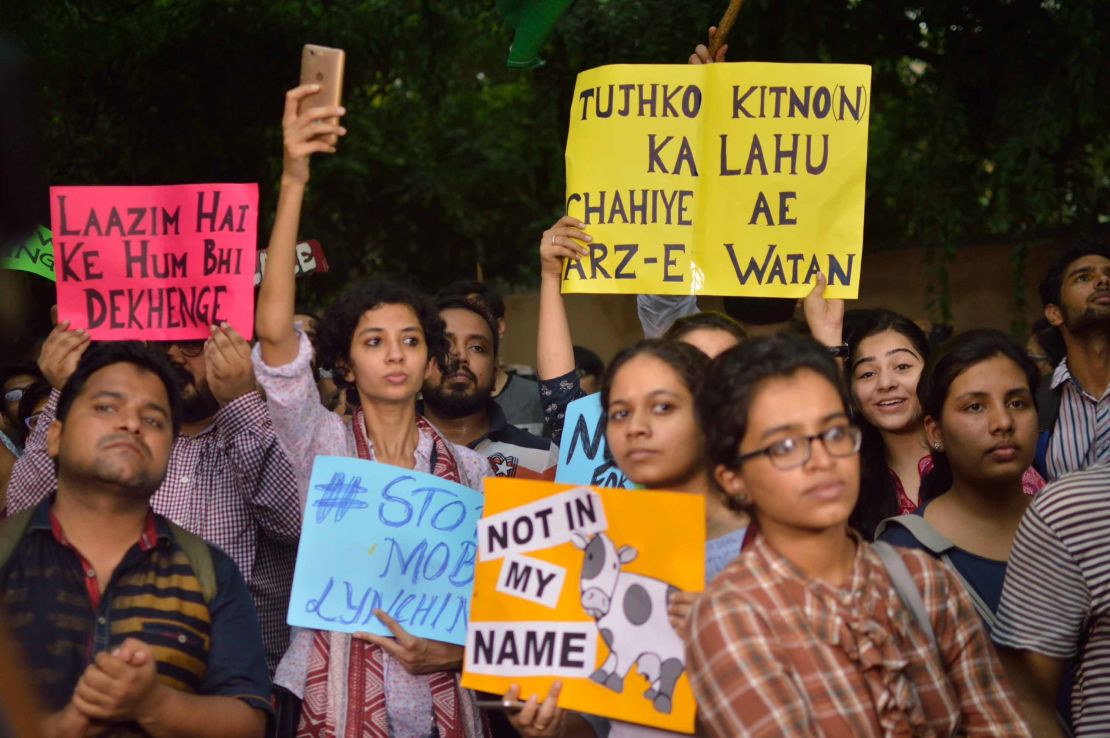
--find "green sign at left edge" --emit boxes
[1,226,55,281]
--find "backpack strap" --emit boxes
[876,514,956,555]
[1035,372,1062,433]
[872,540,937,649]
[0,508,36,573]
[876,515,996,632]
[1034,373,1063,478]
[165,520,217,604]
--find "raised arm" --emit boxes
[633,27,731,340]
[255,85,346,367]
[802,273,845,350]
[689,25,730,65]
[537,216,588,381]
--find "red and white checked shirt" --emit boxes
[5,389,301,673]
[688,531,1031,737]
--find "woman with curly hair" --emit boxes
[254,85,490,738]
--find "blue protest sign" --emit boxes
[288,456,484,645]
[555,394,635,489]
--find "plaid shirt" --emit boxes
[688,531,1030,738]
[5,389,300,673]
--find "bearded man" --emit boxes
[421,296,558,480]
[1036,240,1110,480]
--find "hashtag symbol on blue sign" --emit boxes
[313,472,369,524]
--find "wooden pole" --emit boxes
[709,0,744,58]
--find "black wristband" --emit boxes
[826,343,849,359]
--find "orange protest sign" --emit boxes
[462,478,705,733]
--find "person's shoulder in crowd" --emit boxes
[474,400,559,480]
[449,441,494,489]
[493,372,545,434]
[1032,463,1110,515]
[877,524,924,551]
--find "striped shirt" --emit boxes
[993,463,1110,735]
[688,531,1030,737]
[0,498,271,728]
[1045,359,1110,481]
[471,401,559,480]
[5,389,300,673]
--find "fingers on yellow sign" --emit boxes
[462,478,705,733]
[563,62,872,299]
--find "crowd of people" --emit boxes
[1,27,1109,738]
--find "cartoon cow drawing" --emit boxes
[571,531,686,714]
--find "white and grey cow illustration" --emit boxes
[571,531,686,714]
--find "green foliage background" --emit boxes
[5,0,1108,324]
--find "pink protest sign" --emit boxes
[49,183,259,341]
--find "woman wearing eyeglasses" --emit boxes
[688,333,1030,737]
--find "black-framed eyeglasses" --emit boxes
[735,424,862,470]
[154,340,206,358]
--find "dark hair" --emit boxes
[698,334,845,472]
[442,279,505,322]
[664,311,747,346]
[316,279,450,397]
[435,294,500,358]
[917,329,1040,502]
[293,306,322,322]
[599,339,710,452]
[56,342,182,436]
[573,345,604,379]
[1030,317,1065,369]
[1039,239,1110,308]
[722,296,797,326]
[843,309,931,539]
[17,380,51,431]
[0,362,41,393]
[600,339,708,411]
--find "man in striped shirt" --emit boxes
[6,322,300,673]
[1037,241,1110,480]
[993,463,1110,736]
[0,342,270,738]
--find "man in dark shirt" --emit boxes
[0,342,269,738]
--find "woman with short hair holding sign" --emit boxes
[254,85,490,738]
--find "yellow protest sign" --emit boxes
[563,62,871,299]
[461,478,705,733]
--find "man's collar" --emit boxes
[1051,357,1073,391]
[33,495,168,551]
[485,400,509,437]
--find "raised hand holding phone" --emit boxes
[282,84,346,187]
[257,82,346,366]
[298,45,346,145]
